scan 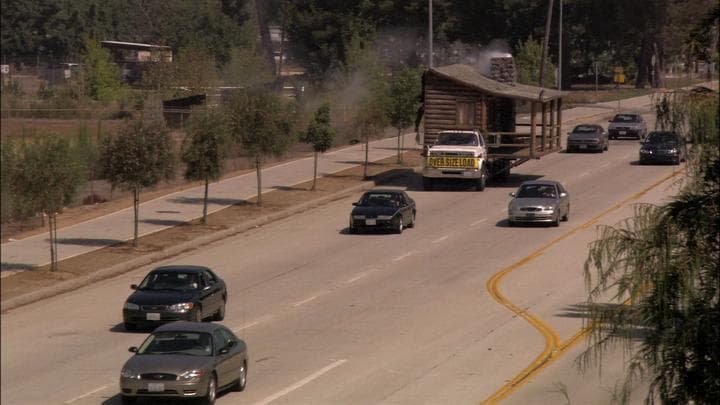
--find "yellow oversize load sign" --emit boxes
[427,157,478,169]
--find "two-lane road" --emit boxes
[1,111,684,405]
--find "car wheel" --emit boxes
[194,306,203,322]
[407,212,416,228]
[562,208,569,222]
[200,375,217,405]
[552,215,560,227]
[422,177,434,191]
[476,167,487,191]
[395,216,403,234]
[567,146,574,153]
[232,361,248,392]
[508,219,516,227]
[214,301,226,321]
[349,225,357,234]
[124,322,136,331]
[120,395,137,405]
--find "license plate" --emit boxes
[146,313,161,321]
[579,145,587,149]
[526,213,535,218]
[147,383,164,392]
[365,219,377,225]
[428,157,477,169]
[619,131,626,135]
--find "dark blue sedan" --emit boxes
[349,189,416,234]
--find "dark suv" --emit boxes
[608,112,647,140]
[639,131,687,165]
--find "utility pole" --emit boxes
[558,0,563,90]
[539,0,554,88]
[428,0,433,68]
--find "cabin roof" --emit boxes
[429,64,567,102]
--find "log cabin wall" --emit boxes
[423,72,516,146]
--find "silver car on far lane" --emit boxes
[566,124,609,153]
[507,180,570,227]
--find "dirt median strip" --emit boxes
[1,156,420,313]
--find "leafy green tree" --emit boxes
[300,102,335,190]
[387,67,421,163]
[353,95,389,180]
[82,39,124,101]
[181,110,230,224]
[142,46,220,99]
[515,36,556,87]
[582,94,719,403]
[12,137,87,271]
[1,141,19,223]
[221,47,275,88]
[100,120,175,246]
[225,91,297,206]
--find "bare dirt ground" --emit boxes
[1,151,421,302]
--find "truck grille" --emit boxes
[429,151,474,157]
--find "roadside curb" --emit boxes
[0,168,417,313]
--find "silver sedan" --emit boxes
[507,180,570,227]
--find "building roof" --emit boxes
[429,64,567,102]
[100,40,171,50]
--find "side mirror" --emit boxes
[227,340,236,348]
[130,284,138,290]
[509,192,516,197]
[352,202,359,206]
[129,347,138,353]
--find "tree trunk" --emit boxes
[538,0,554,88]
[396,128,402,163]
[133,187,139,247]
[652,42,665,88]
[48,212,56,271]
[254,0,276,76]
[312,151,318,191]
[202,177,209,224]
[256,156,263,206]
[363,138,369,180]
[636,36,653,89]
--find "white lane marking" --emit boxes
[578,171,590,178]
[500,207,508,213]
[432,235,450,243]
[471,218,488,226]
[64,385,108,404]
[233,321,260,332]
[347,268,379,283]
[598,162,610,168]
[291,295,318,308]
[252,359,348,405]
[392,251,414,262]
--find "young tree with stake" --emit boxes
[300,102,334,190]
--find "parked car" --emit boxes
[566,124,609,152]
[119,321,248,405]
[608,112,647,139]
[507,180,570,227]
[349,189,416,234]
[639,131,687,165]
[123,265,227,331]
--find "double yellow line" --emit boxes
[481,170,681,404]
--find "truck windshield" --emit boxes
[436,133,479,146]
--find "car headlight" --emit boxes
[178,369,205,382]
[167,302,194,313]
[121,368,141,379]
[377,215,393,220]
[352,215,365,219]
[123,302,140,310]
[668,148,678,153]
[543,206,556,211]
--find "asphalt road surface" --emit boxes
[1,110,684,405]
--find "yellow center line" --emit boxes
[481,170,681,404]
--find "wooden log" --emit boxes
[530,102,537,158]
[541,102,547,152]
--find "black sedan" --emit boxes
[123,265,227,331]
[566,124,609,153]
[639,131,687,165]
[349,189,416,234]
[119,321,248,405]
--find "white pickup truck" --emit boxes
[422,130,491,191]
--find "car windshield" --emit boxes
[138,331,213,356]
[436,133,479,146]
[516,184,557,199]
[139,272,199,292]
[611,114,639,123]
[572,125,598,134]
[646,132,679,144]
[359,193,400,207]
